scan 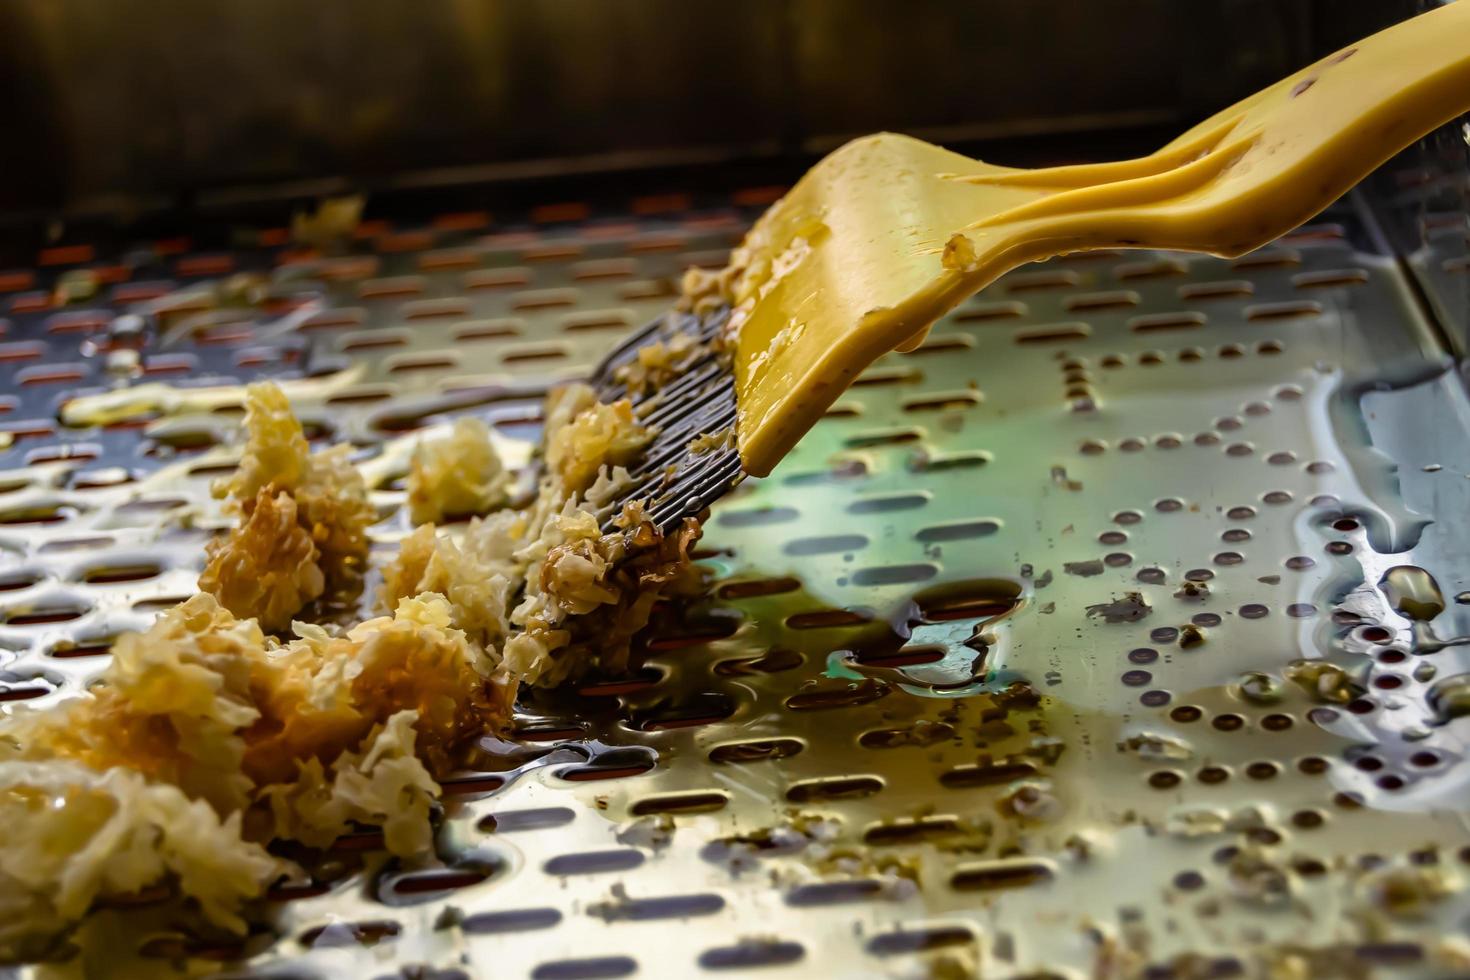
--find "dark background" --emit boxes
[0,1,1421,224]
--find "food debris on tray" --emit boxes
[0,370,707,958]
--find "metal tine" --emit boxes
[632,383,722,436]
[636,398,729,452]
[628,357,724,413]
[624,443,741,532]
[673,447,743,499]
[593,313,675,375]
[578,307,742,535]
[648,458,739,519]
[628,405,737,478]
[635,370,726,427]
[647,456,742,529]
[593,309,726,392]
[626,400,737,475]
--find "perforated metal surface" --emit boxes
[2,184,1470,979]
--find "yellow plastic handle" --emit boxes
[728,2,1470,478]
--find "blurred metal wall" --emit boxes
[0,0,1377,218]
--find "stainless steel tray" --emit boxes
[1,166,1468,978]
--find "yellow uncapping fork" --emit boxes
[590,2,1470,532]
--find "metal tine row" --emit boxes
[579,307,742,534]
[591,314,672,384]
[595,310,726,400]
[598,395,738,532]
[630,360,726,433]
[626,393,734,481]
[646,453,743,530]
